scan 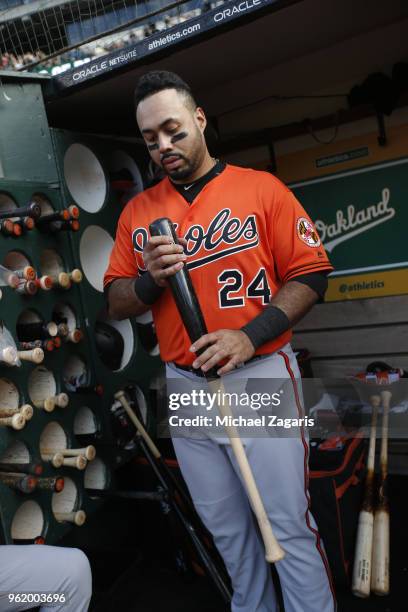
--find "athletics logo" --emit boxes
[314,187,395,253]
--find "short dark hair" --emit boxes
[134,70,197,110]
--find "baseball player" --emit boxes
[0,545,92,611]
[104,71,336,612]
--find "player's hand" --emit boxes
[190,329,255,376]
[143,236,187,287]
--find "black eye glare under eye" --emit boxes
[171,132,188,144]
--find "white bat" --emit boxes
[42,446,95,461]
[371,389,391,596]
[54,510,86,526]
[352,394,380,597]
[0,414,25,430]
[17,348,44,364]
[43,453,87,470]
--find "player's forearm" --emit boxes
[106,278,150,320]
[270,281,319,327]
[240,281,318,350]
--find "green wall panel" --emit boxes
[0,79,58,183]
[0,79,162,546]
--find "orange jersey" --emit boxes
[104,164,333,365]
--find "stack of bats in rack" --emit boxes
[352,361,407,598]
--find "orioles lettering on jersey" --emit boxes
[132,208,259,274]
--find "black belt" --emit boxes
[173,353,272,377]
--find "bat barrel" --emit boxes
[149,218,218,378]
[149,218,209,342]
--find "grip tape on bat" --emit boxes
[149,217,218,379]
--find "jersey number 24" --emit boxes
[218,268,271,308]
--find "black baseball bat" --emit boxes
[149,218,218,377]
[0,202,41,221]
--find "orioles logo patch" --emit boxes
[296,217,321,248]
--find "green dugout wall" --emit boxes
[0,73,161,545]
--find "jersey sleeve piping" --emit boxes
[284,263,334,283]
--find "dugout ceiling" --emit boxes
[44,0,408,145]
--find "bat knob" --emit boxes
[149,217,178,242]
[28,202,41,219]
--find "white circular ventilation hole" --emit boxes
[79,225,114,292]
[110,150,143,194]
[64,143,107,213]
[11,501,44,540]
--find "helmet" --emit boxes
[94,321,124,370]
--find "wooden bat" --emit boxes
[42,446,95,461]
[69,269,83,283]
[17,348,44,364]
[0,414,25,429]
[35,397,55,412]
[0,461,43,475]
[20,404,33,420]
[67,205,80,219]
[52,272,71,288]
[43,453,87,470]
[37,210,70,224]
[0,202,41,221]
[149,217,284,563]
[14,266,36,281]
[53,393,69,408]
[66,329,83,344]
[36,476,65,492]
[114,391,166,461]
[352,393,380,597]
[0,472,37,493]
[43,452,64,467]
[371,389,391,596]
[56,323,69,337]
[0,404,33,421]
[115,390,200,513]
[34,394,68,411]
[34,276,53,291]
[0,346,18,365]
[15,280,37,295]
[54,510,86,526]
